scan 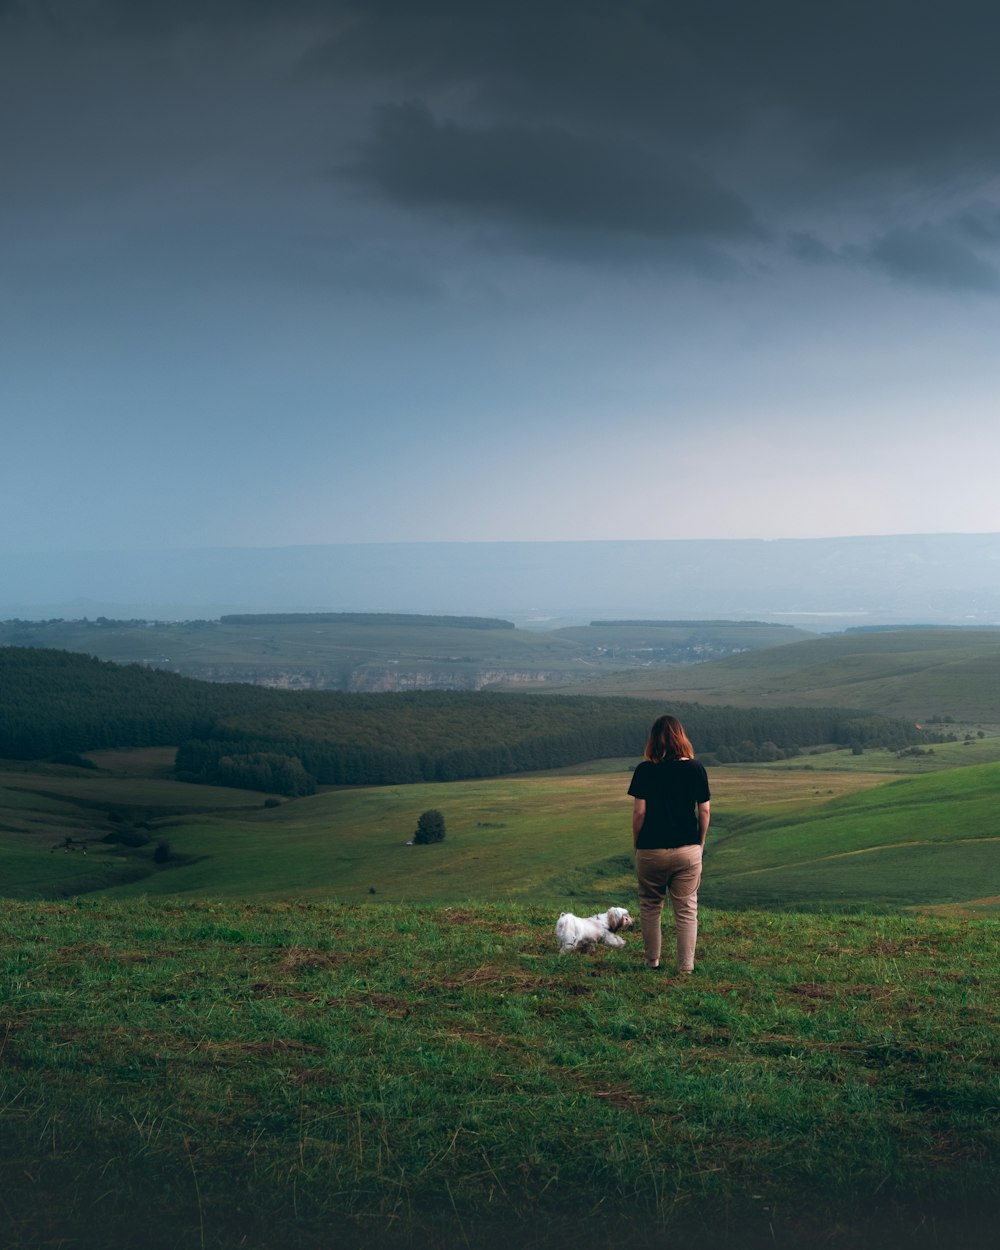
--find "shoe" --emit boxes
[646,962,662,972]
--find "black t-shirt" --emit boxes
[627,759,710,849]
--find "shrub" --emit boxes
[153,840,171,864]
[413,809,446,844]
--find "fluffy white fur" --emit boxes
[555,906,634,953]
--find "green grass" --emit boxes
[567,628,1000,721]
[0,754,287,899]
[4,751,999,916]
[701,762,1000,914]
[2,749,998,1247]
[1,898,996,1250]
[68,768,885,908]
[765,734,1000,773]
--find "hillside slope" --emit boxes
[703,762,1000,912]
[6,752,998,915]
[0,616,811,691]
[570,628,1000,721]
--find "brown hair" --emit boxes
[644,714,695,763]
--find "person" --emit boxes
[627,714,710,974]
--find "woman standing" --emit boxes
[628,714,710,973]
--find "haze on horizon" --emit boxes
[4,1,1000,554]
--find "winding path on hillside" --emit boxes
[724,835,1000,877]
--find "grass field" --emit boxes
[0,752,891,907]
[2,747,999,917]
[2,897,997,1250]
[2,737,999,1248]
[565,628,1000,721]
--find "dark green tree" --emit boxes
[414,809,446,844]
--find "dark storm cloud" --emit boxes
[864,224,1000,293]
[353,101,761,242]
[6,0,1000,289]
[0,0,328,35]
[310,0,1000,282]
[791,217,1000,294]
[316,0,1000,177]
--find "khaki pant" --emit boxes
[635,845,703,972]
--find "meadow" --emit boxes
[2,897,997,1250]
[4,743,999,915]
[2,716,999,1246]
[570,628,1000,721]
[0,749,908,907]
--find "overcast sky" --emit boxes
[4,0,1000,552]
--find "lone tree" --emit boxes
[413,809,446,844]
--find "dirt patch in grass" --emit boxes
[290,1067,340,1086]
[443,1024,519,1051]
[250,980,318,1002]
[53,943,156,964]
[861,936,944,956]
[441,908,537,938]
[441,964,565,993]
[193,1037,324,1057]
[324,991,416,1018]
[787,982,839,1000]
[587,1086,649,1112]
[276,947,348,973]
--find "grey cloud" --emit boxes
[8,0,1000,288]
[790,223,1000,294]
[862,224,1000,293]
[313,1,1000,181]
[351,101,761,243]
[17,0,1000,192]
[310,0,1000,277]
[788,233,843,265]
[0,0,332,35]
[953,206,1000,245]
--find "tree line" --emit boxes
[218,612,515,629]
[0,647,927,795]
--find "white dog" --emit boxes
[555,907,634,953]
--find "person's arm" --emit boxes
[697,801,710,847]
[632,798,646,849]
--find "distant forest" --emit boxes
[218,612,515,629]
[1,648,925,794]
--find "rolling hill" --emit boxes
[4,748,998,915]
[565,628,1000,721]
[0,615,811,690]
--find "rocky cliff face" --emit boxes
[170,664,558,692]
[348,668,556,692]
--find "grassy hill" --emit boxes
[3,745,998,1248]
[0,751,847,902]
[566,628,1000,721]
[703,762,1000,914]
[0,615,811,690]
[2,897,997,1250]
[4,749,999,916]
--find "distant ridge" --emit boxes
[4,534,1000,626]
[590,619,785,628]
[218,612,515,630]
